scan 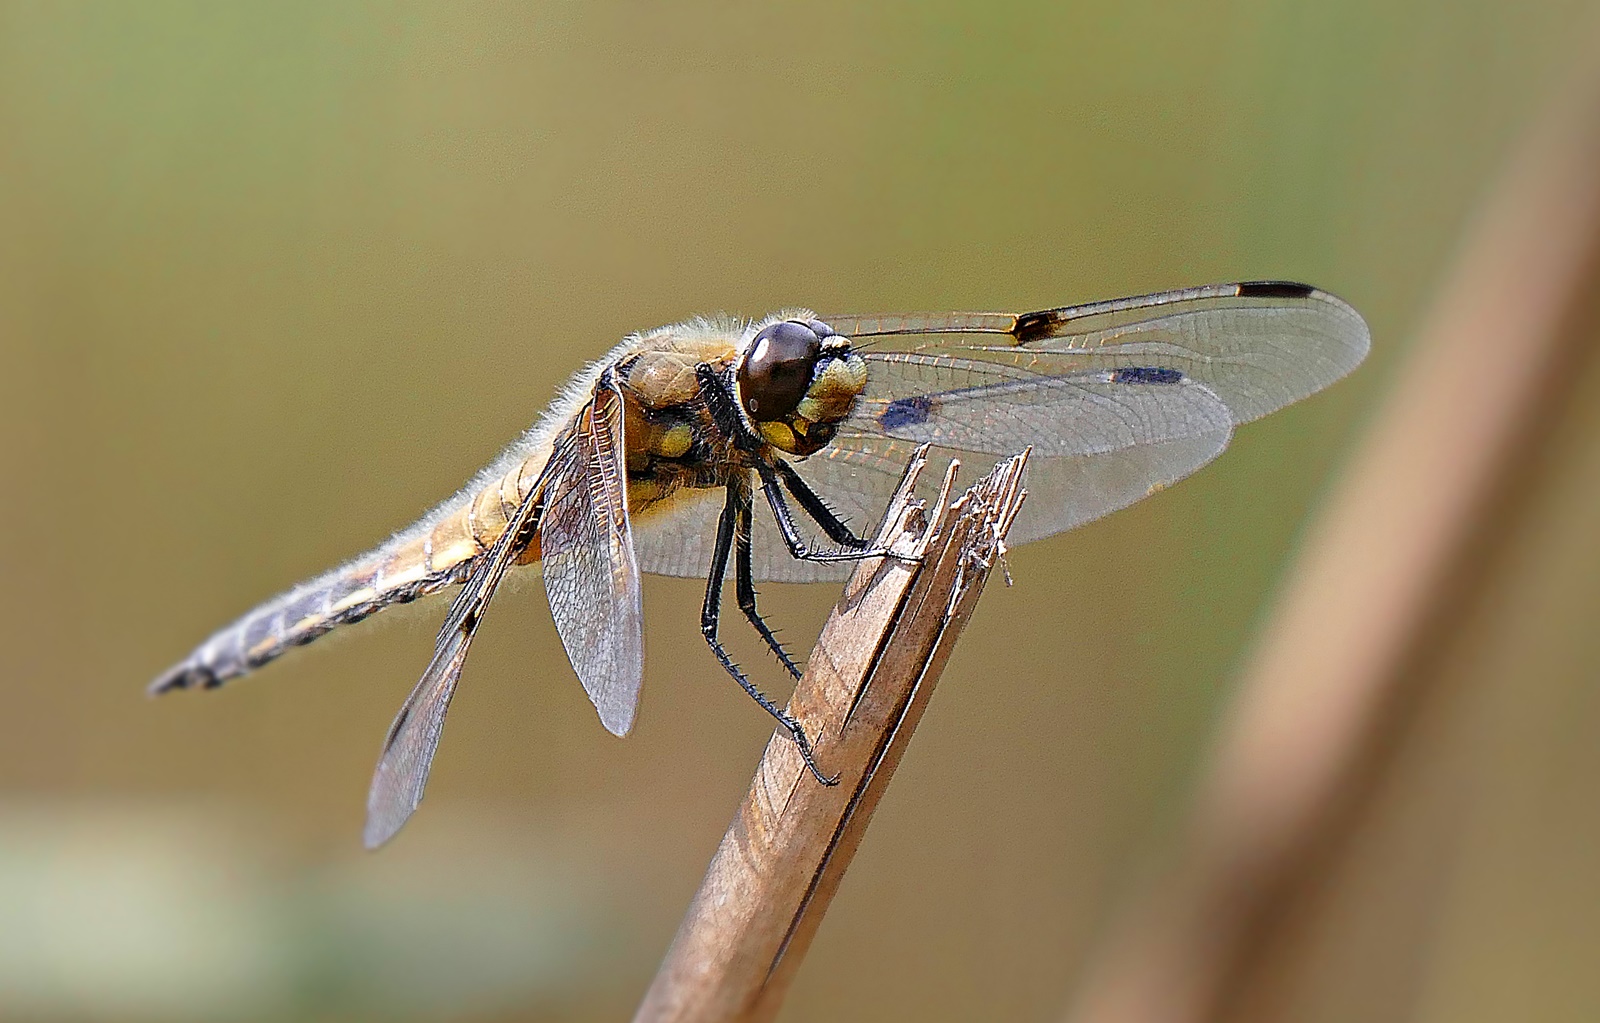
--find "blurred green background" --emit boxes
[2,2,1595,1020]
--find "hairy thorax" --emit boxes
[615,334,747,513]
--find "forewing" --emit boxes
[364,454,549,849]
[831,354,1234,547]
[826,282,1370,426]
[848,354,1234,456]
[539,376,644,736]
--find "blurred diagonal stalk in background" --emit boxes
[1066,26,1600,1023]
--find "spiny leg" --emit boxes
[702,483,836,786]
[773,458,872,549]
[732,476,803,680]
[754,459,891,564]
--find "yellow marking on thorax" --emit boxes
[624,399,696,466]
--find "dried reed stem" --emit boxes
[635,447,1030,1023]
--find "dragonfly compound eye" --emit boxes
[738,320,823,421]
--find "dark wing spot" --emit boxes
[879,394,937,430]
[1013,309,1064,344]
[1236,281,1315,299]
[1112,367,1184,385]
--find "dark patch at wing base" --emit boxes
[878,394,938,430]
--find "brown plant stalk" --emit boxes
[635,446,1031,1023]
[1066,33,1600,1023]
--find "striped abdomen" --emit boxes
[149,450,552,694]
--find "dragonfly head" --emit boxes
[736,317,867,456]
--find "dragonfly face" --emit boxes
[736,318,867,455]
[149,281,1370,847]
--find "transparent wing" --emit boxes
[629,488,724,580]
[825,281,1370,425]
[364,446,551,849]
[363,612,471,849]
[833,367,1234,550]
[633,418,1232,582]
[846,354,1235,457]
[539,376,644,736]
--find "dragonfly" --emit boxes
[150,280,1369,847]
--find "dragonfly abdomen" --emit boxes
[149,453,548,695]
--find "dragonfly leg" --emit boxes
[772,458,872,549]
[703,483,837,786]
[755,461,893,563]
[732,479,803,680]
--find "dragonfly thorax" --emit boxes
[736,318,867,456]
